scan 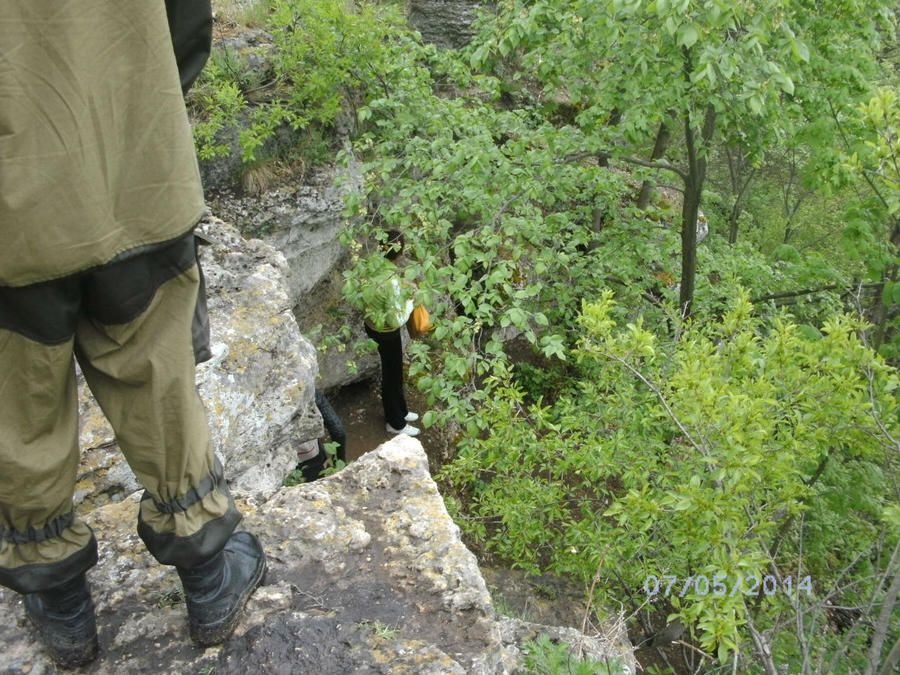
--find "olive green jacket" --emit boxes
[0,1,206,287]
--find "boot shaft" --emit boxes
[177,548,227,602]
[175,531,266,646]
[34,573,93,616]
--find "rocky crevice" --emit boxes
[207,164,378,391]
[0,220,635,674]
[1,437,635,674]
[73,216,323,510]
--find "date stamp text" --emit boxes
[644,574,812,599]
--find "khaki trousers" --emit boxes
[0,235,239,594]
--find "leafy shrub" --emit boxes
[440,290,899,669]
[188,0,408,162]
[522,634,627,675]
[209,4,899,670]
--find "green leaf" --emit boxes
[773,72,795,95]
[797,324,823,341]
[748,94,763,115]
[791,37,810,63]
[718,640,732,663]
[677,24,699,49]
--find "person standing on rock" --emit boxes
[363,231,421,437]
[0,1,265,668]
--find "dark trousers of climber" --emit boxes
[364,324,409,430]
[0,234,240,594]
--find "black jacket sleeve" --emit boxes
[164,0,213,94]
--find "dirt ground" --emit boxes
[326,376,435,464]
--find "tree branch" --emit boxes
[620,155,689,181]
[745,612,780,675]
[750,283,883,304]
[878,635,900,675]
[823,543,898,674]
[866,548,900,675]
[600,350,706,456]
[750,453,829,617]
[562,150,689,181]
[864,366,900,455]
[828,98,893,213]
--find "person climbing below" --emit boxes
[0,1,265,667]
[363,231,421,437]
[295,389,348,482]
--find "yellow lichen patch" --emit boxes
[233,495,256,512]
[75,478,96,494]
[81,497,141,544]
[365,636,459,672]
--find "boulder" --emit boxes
[409,0,493,49]
[75,216,322,509]
[209,170,349,301]
[0,437,636,674]
[209,164,380,390]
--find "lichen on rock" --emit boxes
[0,437,635,674]
[73,215,322,509]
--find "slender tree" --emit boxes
[475,0,894,315]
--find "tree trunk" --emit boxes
[871,221,900,351]
[679,104,717,317]
[597,108,622,168]
[781,148,812,245]
[680,170,700,316]
[637,118,672,209]
[728,189,747,244]
[865,556,900,675]
[725,144,754,245]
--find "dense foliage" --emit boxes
[189,0,406,163]
[196,1,899,671]
[444,290,899,671]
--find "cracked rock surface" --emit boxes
[0,437,635,674]
[74,216,322,510]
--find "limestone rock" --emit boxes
[209,164,380,390]
[209,169,349,301]
[196,216,322,495]
[75,217,322,507]
[409,0,492,49]
[0,437,635,674]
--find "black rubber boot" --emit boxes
[298,440,327,482]
[176,531,266,647]
[23,573,99,668]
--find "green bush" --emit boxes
[522,634,627,675]
[440,289,899,669]
[221,3,900,670]
[188,0,408,162]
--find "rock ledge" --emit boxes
[0,437,634,674]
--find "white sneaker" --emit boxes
[386,423,420,437]
[404,412,419,422]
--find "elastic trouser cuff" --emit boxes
[136,459,241,568]
[0,535,98,595]
[137,503,241,569]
